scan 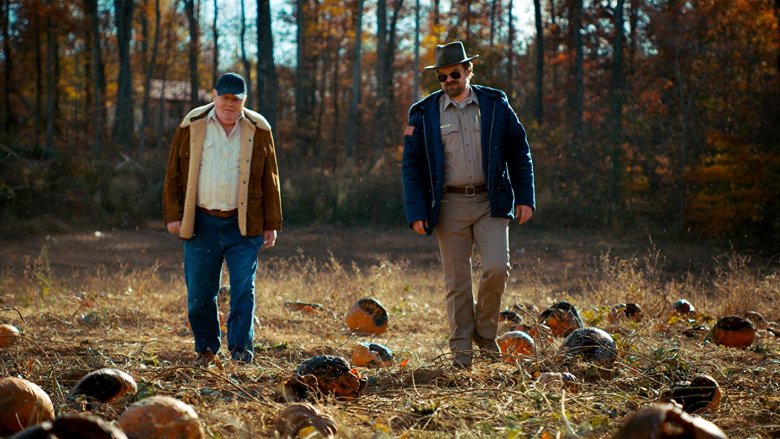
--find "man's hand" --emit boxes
[411,220,429,235]
[515,205,533,224]
[166,220,182,235]
[262,230,277,249]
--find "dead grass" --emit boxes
[0,227,779,437]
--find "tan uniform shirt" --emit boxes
[439,86,484,187]
[196,108,244,211]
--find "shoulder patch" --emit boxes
[404,126,415,136]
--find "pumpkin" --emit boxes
[672,299,695,315]
[710,315,755,348]
[612,403,726,439]
[536,372,579,394]
[10,413,128,439]
[0,377,55,435]
[661,375,721,414]
[351,342,394,368]
[558,327,618,367]
[285,301,328,315]
[514,323,555,345]
[608,303,642,323]
[116,396,204,439]
[283,355,367,401]
[272,403,337,438]
[68,368,137,405]
[499,310,523,325]
[497,331,535,362]
[0,324,21,349]
[539,301,584,337]
[744,311,768,330]
[344,298,388,335]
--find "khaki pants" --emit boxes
[434,192,510,364]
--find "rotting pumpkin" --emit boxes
[710,315,755,348]
[539,301,584,337]
[272,402,337,438]
[68,368,137,406]
[0,324,21,349]
[0,377,55,435]
[283,355,367,401]
[351,342,394,368]
[10,413,127,439]
[116,396,205,439]
[497,331,536,362]
[660,374,721,414]
[612,402,726,439]
[344,298,388,335]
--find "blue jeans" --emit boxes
[184,211,263,362]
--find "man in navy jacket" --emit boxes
[402,41,535,369]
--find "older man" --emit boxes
[402,42,535,369]
[163,72,282,364]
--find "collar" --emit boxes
[206,107,245,125]
[441,85,478,110]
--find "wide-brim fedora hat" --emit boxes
[424,41,479,70]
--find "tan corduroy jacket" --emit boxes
[162,103,282,239]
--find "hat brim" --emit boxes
[424,54,479,70]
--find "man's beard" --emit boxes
[444,81,465,97]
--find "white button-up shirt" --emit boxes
[196,107,244,211]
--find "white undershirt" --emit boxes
[196,108,244,211]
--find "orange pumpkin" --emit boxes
[497,331,535,362]
[69,368,137,405]
[11,413,127,439]
[710,315,755,348]
[0,324,20,349]
[0,377,55,435]
[351,342,394,368]
[612,403,726,439]
[117,396,204,439]
[744,311,768,330]
[273,403,337,438]
[515,323,555,345]
[661,374,721,414]
[558,327,617,367]
[283,355,367,401]
[344,298,388,335]
[539,301,583,337]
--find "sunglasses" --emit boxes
[437,71,462,82]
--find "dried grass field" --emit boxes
[1,225,779,437]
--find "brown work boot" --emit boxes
[193,348,216,367]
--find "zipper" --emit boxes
[487,103,496,193]
[422,114,435,209]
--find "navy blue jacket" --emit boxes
[402,85,535,235]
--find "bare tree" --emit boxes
[413,0,420,102]
[139,0,161,158]
[212,0,218,85]
[2,0,13,133]
[113,0,134,151]
[568,0,584,155]
[256,0,277,131]
[507,0,514,89]
[608,0,625,224]
[533,0,544,124]
[83,0,106,155]
[45,0,60,150]
[345,0,364,165]
[240,0,252,108]
[374,0,404,154]
[185,0,200,107]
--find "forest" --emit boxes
[0,0,778,245]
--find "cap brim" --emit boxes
[218,92,247,100]
[423,54,479,70]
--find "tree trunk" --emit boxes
[608,0,625,225]
[113,0,134,151]
[257,0,277,131]
[45,0,60,150]
[34,0,43,146]
[568,0,584,155]
[345,0,364,165]
[185,0,200,107]
[240,0,252,108]
[489,0,498,47]
[507,0,514,89]
[413,0,420,102]
[139,0,160,158]
[294,0,316,158]
[2,0,13,134]
[628,0,637,75]
[374,0,404,155]
[533,0,543,124]
[84,0,106,155]
[212,0,218,85]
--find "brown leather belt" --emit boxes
[444,184,487,195]
[197,206,238,218]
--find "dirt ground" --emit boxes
[2,222,762,283]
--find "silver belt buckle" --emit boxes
[465,184,475,197]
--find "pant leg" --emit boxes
[221,217,262,362]
[184,212,224,354]
[434,194,476,363]
[472,195,510,350]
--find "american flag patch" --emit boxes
[404,126,415,136]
